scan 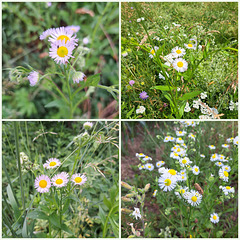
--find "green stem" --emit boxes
[49,220,52,238]
[187,206,192,235]
[66,67,73,118]
[59,191,62,238]
[140,204,145,238]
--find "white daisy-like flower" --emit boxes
[48,26,78,45]
[176,130,186,136]
[145,163,154,171]
[172,58,188,72]
[139,165,145,170]
[164,136,171,142]
[43,158,61,169]
[65,25,81,33]
[158,175,177,192]
[176,137,184,144]
[34,175,51,193]
[187,190,202,206]
[222,165,231,172]
[188,133,195,140]
[142,155,152,161]
[200,154,205,158]
[222,186,234,195]
[83,37,89,45]
[210,153,218,162]
[178,174,187,182]
[28,71,39,86]
[192,165,200,175]
[52,172,69,188]
[219,168,229,182]
[159,71,169,80]
[171,46,186,58]
[156,161,165,168]
[163,53,175,66]
[181,143,187,148]
[175,186,188,199]
[170,136,175,142]
[153,190,158,197]
[184,102,191,112]
[132,207,141,219]
[233,136,238,145]
[226,137,234,143]
[158,167,167,174]
[136,153,145,158]
[200,92,207,99]
[83,121,93,130]
[209,145,216,150]
[210,213,219,224]
[71,173,87,185]
[49,40,75,65]
[184,43,196,50]
[218,154,227,162]
[149,46,159,58]
[179,157,192,168]
[39,28,54,40]
[73,71,86,83]
[215,161,224,167]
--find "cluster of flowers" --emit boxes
[229,100,238,111]
[136,106,146,114]
[28,25,85,86]
[35,157,87,193]
[136,122,238,225]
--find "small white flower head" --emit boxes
[163,53,175,66]
[176,130,186,136]
[158,175,177,191]
[73,71,86,83]
[172,58,188,72]
[71,173,87,185]
[184,42,196,50]
[49,40,76,65]
[193,99,201,109]
[200,92,207,99]
[164,136,171,142]
[175,186,188,199]
[159,71,169,80]
[222,186,234,195]
[83,121,93,130]
[145,163,154,171]
[187,190,202,206]
[179,157,191,168]
[149,46,159,58]
[153,189,158,197]
[188,133,196,140]
[176,137,184,144]
[184,102,191,112]
[170,152,180,160]
[122,51,128,57]
[171,46,186,58]
[178,173,187,182]
[170,136,176,142]
[137,18,141,22]
[219,168,229,182]
[28,71,39,86]
[40,28,55,40]
[226,137,234,143]
[136,153,145,158]
[52,172,69,188]
[210,213,219,224]
[208,145,216,150]
[215,161,224,167]
[83,37,89,45]
[34,175,51,193]
[43,158,61,169]
[142,155,152,161]
[234,136,238,146]
[222,165,231,172]
[210,153,218,162]
[132,207,141,219]
[136,106,146,114]
[158,167,167,174]
[192,165,200,175]
[66,25,80,33]
[218,154,227,162]
[156,161,165,168]
[141,17,145,21]
[200,154,205,158]
[139,165,145,170]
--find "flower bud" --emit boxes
[83,122,93,130]
[121,181,132,190]
[121,208,132,213]
[144,183,150,192]
[121,197,132,202]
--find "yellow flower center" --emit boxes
[180,189,185,194]
[141,82,144,85]
[164,179,171,186]
[218,162,222,165]
[176,50,182,54]
[161,161,164,163]
[148,165,151,169]
[57,46,68,58]
[182,176,185,179]
[174,153,178,156]
[213,155,216,159]
[225,167,228,170]
[145,156,149,158]
[191,196,197,202]
[213,215,217,220]
[182,159,187,164]
[177,62,184,68]
[39,180,47,188]
[237,141,238,144]
[75,177,82,183]
[188,44,193,48]
[166,138,169,140]
[195,168,198,172]
[226,186,231,190]
[223,171,229,177]
[57,35,70,43]
[177,149,181,152]
[179,131,182,134]
[168,169,177,175]
[49,161,56,166]
[56,179,63,185]
[211,145,214,147]
[179,138,182,140]
[139,153,144,156]
[151,50,155,54]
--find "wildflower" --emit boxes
[158,167,167,174]
[52,172,69,188]
[233,136,238,145]
[66,25,81,33]
[83,122,93,130]
[156,161,165,168]
[145,163,154,171]
[208,145,216,150]
[222,165,231,172]
[34,175,51,193]
[193,99,201,109]
[71,173,87,185]
[49,40,75,65]
[132,207,141,219]
[163,53,175,66]
[137,18,141,22]
[187,190,202,206]
[184,43,196,50]
[39,28,54,40]
[170,152,180,160]
[153,190,158,197]
[176,130,186,136]
[175,186,188,199]
[149,46,159,58]
[164,136,171,142]
[136,153,145,158]
[141,17,144,21]
[141,82,144,85]
[73,71,85,83]
[129,80,135,86]
[184,102,191,112]
[192,165,200,175]
[200,92,207,99]
[222,186,234,195]
[200,154,205,158]
[219,154,227,162]
[215,161,224,167]
[210,213,219,224]
[226,137,234,143]
[28,71,39,86]
[172,58,188,72]
[159,71,169,80]
[139,91,149,100]
[158,175,177,191]
[222,144,229,148]
[139,165,144,170]
[171,46,186,58]
[143,155,152,161]
[219,168,229,182]
[43,158,61,169]
[176,137,184,144]
[136,106,146,114]
[188,133,195,140]
[83,37,89,45]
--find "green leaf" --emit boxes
[103,196,112,210]
[98,205,106,225]
[151,85,176,91]
[61,223,74,235]
[22,216,28,238]
[27,210,49,220]
[216,231,224,238]
[126,107,135,118]
[62,198,70,214]
[109,217,119,237]
[179,91,201,101]
[85,73,101,87]
[49,213,61,228]
[6,184,21,219]
[44,99,66,109]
